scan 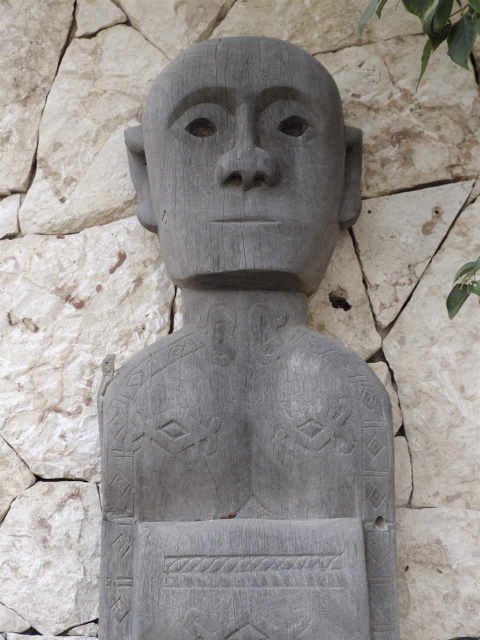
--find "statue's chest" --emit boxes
[127,348,364,520]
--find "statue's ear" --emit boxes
[124,126,157,234]
[339,126,363,230]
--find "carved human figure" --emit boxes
[100,37,398,640]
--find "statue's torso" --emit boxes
[104,323,393,524]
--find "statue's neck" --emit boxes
[182,288,308,335]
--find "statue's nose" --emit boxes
[215,109,279,190]
[215,145,279,190]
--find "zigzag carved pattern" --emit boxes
[165,553,341,574]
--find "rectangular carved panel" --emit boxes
[132,518,370,640]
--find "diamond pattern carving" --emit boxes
[366,433,384,457]
[295,419,332,451]
[160,420,187,439]
[227,625,268,640]
[153,418,193,454]
[368,483,386,509]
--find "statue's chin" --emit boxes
[172,270,317,295]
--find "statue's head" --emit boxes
[126,37,362,296]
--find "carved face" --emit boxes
[128,37,362,295]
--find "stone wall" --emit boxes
[1,1,479,638]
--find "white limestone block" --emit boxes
[0,605,29,634]
[0,0,74,194]
[397,507,480,640]
[0,217,174,481]
[66,621,98,635]
[212,0,420,54]
[0,195,20,239]
[394,436,412,507]
[384,200,480,509]
[0,436,35,521]
[318,36,480,197]
[0,482,101,635]
[355,181,474,327]
[19,25,168,235]
[368,362,403,434]
[308,231,381,360]
[118,0,234,59]
[75,0,126,37]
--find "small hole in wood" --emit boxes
[329,293,352,311]
[225,172,243,186]
[186,117,217,138]
[432,206,442,217]
[254,174,267,187]
[278,115,308,137]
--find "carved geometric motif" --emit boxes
[109,469,131,497]
[112,532,131,561]
[153,418,194,455]
[187,609,312,640]
[360,385,377,410]
[368,483,386,510]
[295,419,333,451]
[168,334,205,362]
[127,370,143,388]
[111,595,129,623]
[227,625,268,640]
[366,433,385,458]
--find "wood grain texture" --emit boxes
[100,37,398,640]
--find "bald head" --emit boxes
[126,37,362,294]
[145,37,343,133]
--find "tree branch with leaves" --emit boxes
[360,0,480,84]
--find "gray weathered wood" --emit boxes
[100,36,398,640]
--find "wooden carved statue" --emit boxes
[99,36,399,640]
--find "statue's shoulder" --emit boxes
[105,326,205,403]
[286,326,389,398]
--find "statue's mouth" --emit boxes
[210,218,279,224]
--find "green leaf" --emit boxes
[469,0,480,12]
[433,0,454,30]
[467,280,480,296]
[447,15,476,68]
[453,257,480,282]
[417,38,433,86]
[360,0,379,34]
[376,0,389,17]
[424,9,452,48]
[423,9,436,36]
[402,0,435,20]
[447,283,470,318]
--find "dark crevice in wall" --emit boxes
[33,475,89,483]
[77,10,132,40]
[470,50,480,84]
[392,177,477,324]
[0,600,30,629]
[0,434,35,477]
[111,0,170,60]
[355,175,477,341]
[168,286,178,334]
[63,617,99,635]
[310,29,425,58]
[202,0,239,41]
[361,175,477,202]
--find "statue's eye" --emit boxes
[278,116,308,138]
[185,117,217,138]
